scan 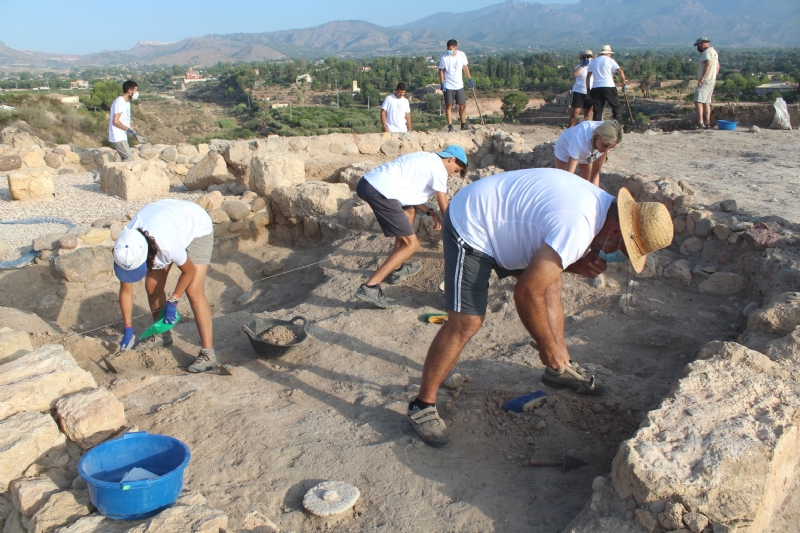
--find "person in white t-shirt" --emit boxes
[406,169,674,448]
[585,45,627,122]
[569,50,595,127]
[554,120,623,185]
[692,37,721,129]
[381,82,412,133]
[438,39,473,132]
[112,199,218,373]
[108,80,141,162]
[354,146,468,309]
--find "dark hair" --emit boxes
[607,201,619,221]
[122,80,138,93]
[446,39,458,48]
[137,228,158,270]
[396,82,407,91]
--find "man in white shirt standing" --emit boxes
[381,82,412,133]
[108,80,140,162]
[586,45,627,122]
[438,39,473,132]
[693,37,721,129]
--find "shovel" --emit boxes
[622,86,635,124]
[470,86,486,126]
[530,453,588,473]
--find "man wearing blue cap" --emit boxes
[354,146,468,308]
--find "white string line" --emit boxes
[35,258,331,347]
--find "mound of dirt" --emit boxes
[259,325,296,345]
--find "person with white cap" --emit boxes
[354,146,468,309]
[585,45,627,122]
[113,199,217,373]
[406,168,673,447]
[569,50,595,127]
[554,119,623,186]
[693,37,720,129]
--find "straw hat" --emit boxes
[598,45,614,55]
[617,187,674,273]
[580,50,594,59]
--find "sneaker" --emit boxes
[461,123,468,130]
[408,405,452,448]
[355,284,398,309]
[693,123,706,130]
[447,124,453,132]
[188,349,217,373]
[387,261,422,285]
[134,332,173,352]
[541,362,605,395]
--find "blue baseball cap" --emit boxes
[436,145,468,167]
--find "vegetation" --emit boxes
[0,93,107,146]
[501,92,530,119]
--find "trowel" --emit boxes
[529,453,588,473]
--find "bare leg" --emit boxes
[555,157,568,171]
[185,264,213,349]
[703,103,712,126]
[694,101,704,125]
[417,311,484,403]
[458,103,467,124]
[144,266,171,321]
[445,104,453,125]
[366,210,419,286]
[569,107,580,128]
[535,274,567,370]
[583,107,594,121]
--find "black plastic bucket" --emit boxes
[242,316,308,359]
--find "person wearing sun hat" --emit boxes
[569,50,595,127]
[113,199,217,373]
[586,44,627,122]
[693,37,720,129]
[354,145,468,309]
[406,168,673,448]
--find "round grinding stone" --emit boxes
[302,480,360,516]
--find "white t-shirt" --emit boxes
[586,55,620,89]
[126,199,213,269]
[438,50,469,90]
[449,168,615,271]
[555,121,602,164]
[572,62,593,94]
[364,152,448,206]
[108,96,131,143]
[698,47,719,83]
[381,94,411,133]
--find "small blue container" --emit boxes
[717,119,738,130]
[78,432,191,520]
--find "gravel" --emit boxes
[0,171,205,261]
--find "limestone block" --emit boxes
[0,327,33,364]
[7,167,55,201]
[221,201,251,222]
[662,259,692,286]
[138,149,160,160]
[53,514,134,533]
[172,164,188,177]
[3,509,24,532]
[100,161,169,201]
[239,510,279,532]
[742,228,783,251]
[177,144,198,157]
[175,491,207,507]
[51,246,113,283]
[220,140,256,180]
[28,491,91,533]
[251,210,271,228]
[58,235,78,250]
[55,388,126,449]
[0,343,96,420]
[208,209,230,224]
[699,273,745,295]
[64,152,80,166]
[765,327,800,363]
[339,162,378,191]
[251,153,305,197]
[611,341,800,531]
[679,236,703,255]
[33,233,68,252]
[0,412,65,491]
[694,218,714,237]
[197,143,209,156]
[683,512,710,533]
[0,154,22,172]
[417,215,441,244]
[250,197,266,212]
[124,505,228,533]
[658,501,685,530]
[43,153,64,169]
[9,477,59,517]
[159,146,177,163]
[196,190,224,212]
[271,182,352,221]
[380,139,401,157]
[228,220,247,234]
[78,228,111,246]
[348,202,377,232]
[183,153,229,191]
[635,508,659,533]
[21,151,46,169]
[747,293,800,336]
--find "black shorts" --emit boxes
[356,178,414,238]
[443,210,524,316]
[571,92,593,110]
[444,88,467,106]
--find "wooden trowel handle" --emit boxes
[529,458,563,467]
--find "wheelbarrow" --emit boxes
[242,316,309,359]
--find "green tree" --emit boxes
[82,80,121,110]
[501,91,529,119]
[425,93,443,114]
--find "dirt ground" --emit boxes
[3,124,799,532]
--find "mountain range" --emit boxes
[2,0,798,68]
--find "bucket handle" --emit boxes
[241,324,256,339]
[120,479,152,490]
[121,431,148,439]
[289,316,308,333]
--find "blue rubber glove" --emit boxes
[164,300,178,324]
[126,128,136,136]
[468,78,474,89]
[120,327,135,351]
[622,84,627,94]
[440,83,446,92]
[582,58,590,67]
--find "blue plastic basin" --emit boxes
[717,120,738,130]
[78,432,191,520]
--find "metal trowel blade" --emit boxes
[562,453,588,472]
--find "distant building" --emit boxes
[756,81,799,96]
[185,69,203,80]
[70,79,89,89]
[352,80,360,93]
[296,74,313,84]
[253,68,260,76]
[360,66,371,73]
[554,92,570,106]
[46,93,80,106]
[652,80,682,88]
[765,71,784,80]
[270,103,289,109]
[424,83,443,95]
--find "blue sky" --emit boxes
[0,0,578,55]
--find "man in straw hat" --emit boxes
[586,45,627,122]
[569,50,595,127]
[406,168,673,447]
[693,37,720,129]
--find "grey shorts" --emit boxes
[443,210,524,315]
[444,88,467,106]
[356,178,414,238]
[110,140,134,162]
[186,233,214,265]
[694,82,714,104]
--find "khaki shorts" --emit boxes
[694,82,715,104]
[110,140,134,162]
[186,233,213,265]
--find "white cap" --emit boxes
[113,228,148,283]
